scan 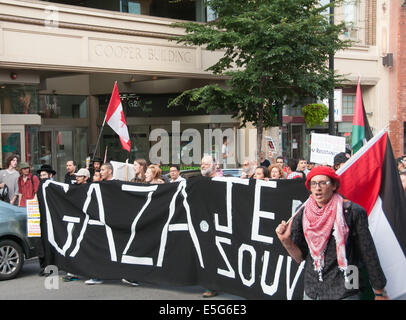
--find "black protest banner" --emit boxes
[37,177,309,299]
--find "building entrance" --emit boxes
[39,128,88,182]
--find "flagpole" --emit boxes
[92,115,106,162]
[93,81,117,162]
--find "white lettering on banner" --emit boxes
[41,180,306,299]
[212,177,250,234]
[61,216,81,254]
[261,252,284,296]
[215,236,235,278]
[69,184,117,262]
[251,179,277,244]
[121,184,158,266]
[157,180,204,268]
[286,257,306,300]
[238,244,256,287]
[42,181,73,256]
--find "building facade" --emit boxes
[0,0,404,181]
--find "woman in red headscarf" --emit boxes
[275,166,388,300]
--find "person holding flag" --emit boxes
[276,166,389,300]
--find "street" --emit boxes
[0,257,244,301]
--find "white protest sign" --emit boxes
[265,136,277,154]
[310,133,345,166]
[111,161,135,182]
[27,199,41,237]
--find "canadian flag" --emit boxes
[105,82,131,152]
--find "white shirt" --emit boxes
[170,176,186,183]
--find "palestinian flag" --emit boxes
[337,129,406,299]
[351,78,373,154]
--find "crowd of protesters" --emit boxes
[1,147,400,300]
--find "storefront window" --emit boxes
[342,95,355,114]
[343,0,358,39]
[1,132,21,167]
[120,0,141,14]
[39,95,87,119]
[75,128,88,170]
[0,85,39,115]
[45,0,208,22]
[26,126,40,168]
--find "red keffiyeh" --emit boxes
[303,193,349,281]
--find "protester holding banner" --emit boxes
[64,160,77,184]
[37,164,56,181]
[240,159,256,179]
[92,169,102,182]
[253,166,270,180]
[169,164,185,183]
[200,155,219,298]
[89,157,103,182]
[275,166,389,300]
[145,164,164,184]
[100,162,114,181]
[269,164,284,180]
[132,158,147,183]
[63,168,90,282]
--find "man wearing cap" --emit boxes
[17,162,39,207]
[333,152,351,171]
[89,157,102,182]
[74,168,90,185]
[275,166,388,300]
[37,164,56,181]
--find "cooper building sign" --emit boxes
[91,40,195,68]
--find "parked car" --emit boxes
[0,201,36,280]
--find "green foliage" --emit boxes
[302,103,329,127]
[168,0,351,146]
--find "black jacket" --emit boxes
[291,199,387,300]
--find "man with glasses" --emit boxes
[275,166,388,300]
[168,164,185,183]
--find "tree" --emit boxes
[169,0,350,163]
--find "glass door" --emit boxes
[55,130,74,182]
[1,125,25,167]
[39,128,88,182]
